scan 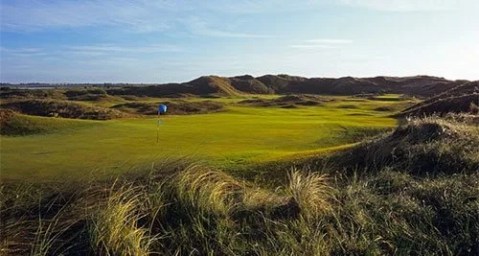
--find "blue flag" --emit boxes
[158,104,167,114]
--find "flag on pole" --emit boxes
[157,104,167,143]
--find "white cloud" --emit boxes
[0,44,183,64]
[184,17,271,38]
[290,44,341,49]
[305,39,353,44]
[0,47,47,57]
[338,0,472,12]
[289,38,352,50]
[65,44,183,55]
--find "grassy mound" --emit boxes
[400,81,479,116]
[239,95,328,108]
[64,88,123,102]
[401,94,479,116]
[188,76,243,96]
[1,109,50,135]
[322,116,479,175]
[2,99,129,120]
[0,87,66,100]
[112,100,224,115]
[229,75,273,94]
[0,109,89,136]
[107,76,243,98]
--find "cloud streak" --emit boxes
[1,0,272,39]
[65,44,183,55]
[2,0,477,33]
[1,44,183,60]
[0,0,172,32]
[289,38,353,49]
[338,0,472,12]
[185,17,271,39]
[0,47,48,57]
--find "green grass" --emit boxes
[1,112,478,255]
[2,162,477,255]
[0,95,407,180]
[0,112,93,136]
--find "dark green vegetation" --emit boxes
[1,75,478,255]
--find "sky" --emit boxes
[1,0,478,83]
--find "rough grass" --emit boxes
[399,81,479,117]
[112,100,224,115]
[1,99,128,120]
[0,88,67,100]
[400,94,479,117]
[238,94,329,108]
[1,158,477,255]
[0,109,93,136]
[313,116,479,176]
[90,186,153,256]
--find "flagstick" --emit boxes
[156,110,160,143]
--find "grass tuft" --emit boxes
[287,170,334,220]
[90,184,155,256]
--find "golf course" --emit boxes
[2,1,479,254]
[1,78,478,255]
[1,94,407,180]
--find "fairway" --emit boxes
[0,97,403,180]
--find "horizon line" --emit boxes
[1,74,473,85]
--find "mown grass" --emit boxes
[0,95,405,181]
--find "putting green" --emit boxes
[0,97,406,181]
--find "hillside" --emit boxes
[400,81,479,116]
[326,117,479,174]
[105,76,243,97]
[257,75,467,96]
[5,75,467,98]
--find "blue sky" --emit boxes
[1,0,478,83]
